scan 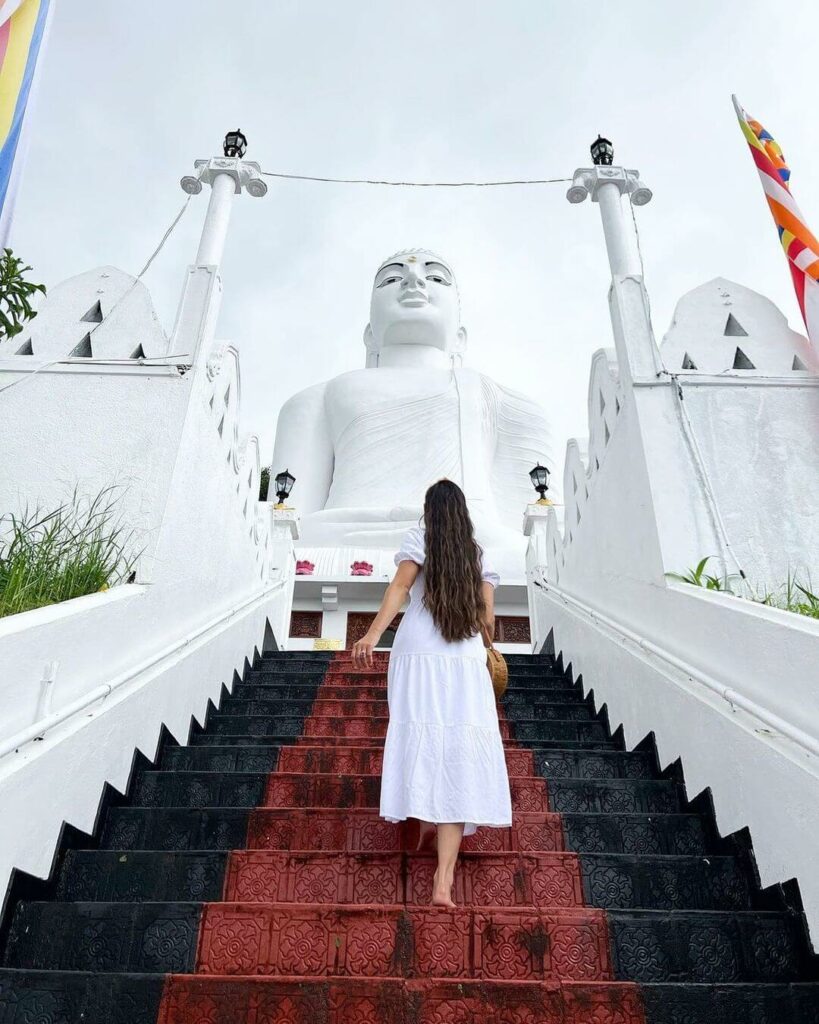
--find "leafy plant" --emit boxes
[0,487,138,618]
[0,248,46,341]
[667,558,819,620]
[755,574,819,621]
[666,556,738,592]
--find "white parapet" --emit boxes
[0,261,297,917]
[526,259,819,942]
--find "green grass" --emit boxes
[667,557,819,620]
[0,488,138,619]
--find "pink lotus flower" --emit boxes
[296,560,315,575]
[350,561,374,576]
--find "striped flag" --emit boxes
[0,0,52,247]
[733,95,819,355]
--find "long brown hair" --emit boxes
[421,479,486,643]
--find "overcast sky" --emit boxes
[12,0,819,475]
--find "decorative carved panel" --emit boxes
[495,616,531,644]
[345,613,403,649]
[289,611,323,638]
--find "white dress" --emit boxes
[379,526,512,836]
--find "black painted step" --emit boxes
[549,778,681,815]
[609,910,812,984]
[132,771,268,808]
[563,813,709,856]
[0,970,163,1024]
[5,900,806,984]
[160,744,280,772]
[101,807,250,851]
[504,701,596,722]
[580,854,750,911]
[57,851,227,902]
[534,749,654,780]
[641,982,819,1023]
[3,902,201,973]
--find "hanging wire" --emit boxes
[260,170,573,187]
[0,172,204,398]
[628,198,754,588]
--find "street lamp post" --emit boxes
[180,130,268,269]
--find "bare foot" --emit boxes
[431,869,456,908]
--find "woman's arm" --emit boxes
[481,581,496,645]
[351,560,420,667]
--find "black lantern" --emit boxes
[224,129,248,159]
[274,468,296,509]
[529,463,552,505]
[590,135,614,166]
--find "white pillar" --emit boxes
[596,181,641,278]
[196,171,236,267]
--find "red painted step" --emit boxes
[300,716,513,740]
[157,652,646,1024]
[262,772,548,812]
[246,809,565,854]
[277,744,535,777]
[196,903,613,981]
[224,851,585,908]
[158,976,645,1024]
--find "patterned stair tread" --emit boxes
[213,699,323,715]
[548,779,681,815]
[223,850,585,908]
[8,902,803,983]
[160,746,281,772]
[640,982,819,1024]
[533,749,654,780]
[0,969,165,1024]
[578,853,750,911]
[504,703,597,722]
[160,744,536,777]
[562,813,709,856]
[216,699,392,717]
[101,807,252,851]
[608,909,813,984]
[134,772,268,808]
[275,745,535,777]
[195,902,614,980]
[0,971,648,1024]
[159,977,644,1024]
[247,808,566,854]
[262,772,549,812]
[4,901,612,980]
[3,902,202,974]
[57,851,229,903]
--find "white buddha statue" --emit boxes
[271,249,552,581]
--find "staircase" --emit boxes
[1,650,817,1023]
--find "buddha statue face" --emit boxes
[364,249,467,363]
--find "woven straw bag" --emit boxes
[483,627,508,699]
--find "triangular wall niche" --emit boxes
[70,334,93,358]
[793,354,808,371]
[15,339,33,355]
[724,313,748,337]
[130,344,145,359]
[732,347,755,370]
[80,301,103,324]
[681,353,697,370]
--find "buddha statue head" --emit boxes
[363,249,467,367]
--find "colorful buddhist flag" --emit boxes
[733,95,819,353]
[0,0,52,246]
